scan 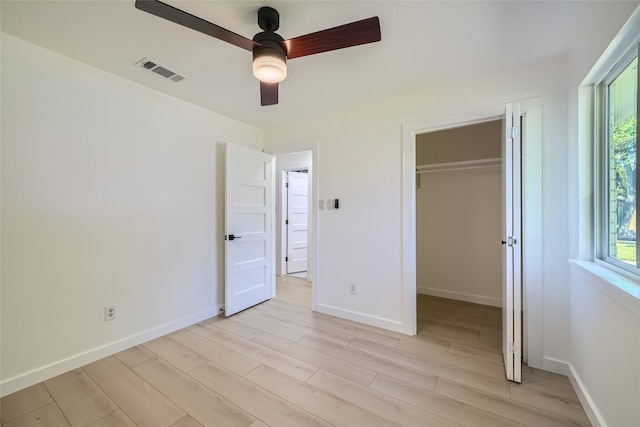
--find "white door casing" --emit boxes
[502,103,522,383]
[286,171,309,274]
[269,142,318,311]
[402,99,541,360]
[225,143,274,316]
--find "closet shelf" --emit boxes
[416,157,501,174]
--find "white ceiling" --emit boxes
[0,1,631,130]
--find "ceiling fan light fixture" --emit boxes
[252,45,287,83]
[135,1,382,105]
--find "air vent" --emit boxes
[136,57,187,83]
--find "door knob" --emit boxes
[227,234,242,241]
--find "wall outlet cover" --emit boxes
[104,306,117,321]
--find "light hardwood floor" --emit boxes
[1,276,590,426]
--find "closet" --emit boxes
[416,120,502,307]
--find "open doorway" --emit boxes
[274,151,312,280]
[415,115,523,382]
[401,99,543,372]
[283,169,309,278]
[415,120,503,307]
[415,119,511,377]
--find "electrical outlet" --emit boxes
[349,283,356,295]
[104,306,117,321]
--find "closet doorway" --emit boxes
[416,120,503,306]
[402,99,542,374]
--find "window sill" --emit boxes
[570,259,640,317]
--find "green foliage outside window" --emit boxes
[608,56,637,266]
[612,114,637,236]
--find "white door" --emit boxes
[502,103,522,383]
[225,143,274,316]
[286,171,309,274]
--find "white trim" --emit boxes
[0,306,220,397]
[280,170,289,276]
[542,356,570,376]
[417,158,501,174]
[540,355,609,427]
[402,107,504,337]
[401,99,544,364]
[417,287,501,307]
[314,303,407,333]
[567,363,606,427]
[271,152,277,298]
[520,100,544,368]
[544,355,617,427]
[280,168,310,277]
[267,140,320,311]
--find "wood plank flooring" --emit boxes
[1,276,590,426]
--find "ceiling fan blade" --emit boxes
[260,82,279,106]
[135,0,257,51]
[283,16,380,59]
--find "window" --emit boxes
[597,45,639,273]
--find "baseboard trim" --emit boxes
[567,363,606,427]
[417,287,501,307]
[541,356,570,376]
[315,303,411,335]
[540,357,605,427]
[0,306,221,397]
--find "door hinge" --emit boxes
[509,342,518,354]
[508,126,519,140]
[286,182,289,187]
[285,219,288,225]
[285,256,288,262]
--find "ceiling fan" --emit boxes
[134,0,381,106]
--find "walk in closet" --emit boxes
[416,119,503,307]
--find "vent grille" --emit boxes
[136,57,187,83]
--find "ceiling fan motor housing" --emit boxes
[252,31,287,83]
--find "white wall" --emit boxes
[265,53,569,334]
[0,34,263,395]
[417,167,502,306]
[569,263,640,427]
[416,121,502,165]
[566,4,640,426]
[275,151,312,277]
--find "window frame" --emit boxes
[596,43,640,275]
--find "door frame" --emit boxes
[269,140,319,311]
[401,99,543,367]
[281,169,309,276]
